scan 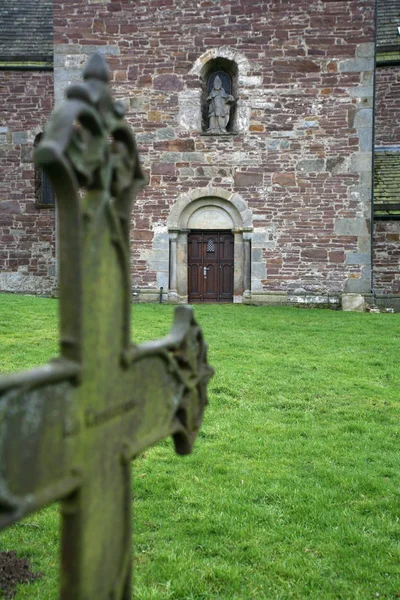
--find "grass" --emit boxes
[0,294,399,599]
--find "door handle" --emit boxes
[203,266,210,278]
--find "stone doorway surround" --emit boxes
[167,187,253,303]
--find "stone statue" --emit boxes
[206,75,235,134]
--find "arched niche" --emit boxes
[167,188,253,303]
[200,58,238,133]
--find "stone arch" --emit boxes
[189,47,250,78]
[179,49,252,133]
[167,188,253,303]
[168,186,252,230]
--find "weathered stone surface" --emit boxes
[335,218,369,237]
[296,158,325,172]
[0,272,56,294]
[153,74,183,92]
[234,172,263,187]
[356,43,375,58]
[339,57,374,72]
[329,251,345,263]
[345,252,370,265]
[350,152,372,173]
[354,109,373,129]
[273,59,319,73]
[0,0,381,299]
[342,293,366,311]
[301,248,328,261]
[272,172,296,186]
[12,131,28,145]
[154,139,195,152]
[326,157,347,174]
[0,200,21,214]
[151,163,176,176]
[375,65,400,146]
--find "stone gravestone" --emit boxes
[0,54,213,599]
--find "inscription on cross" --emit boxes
[0,54,213,599]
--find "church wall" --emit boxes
[51,0,375,302]
[375,65,400,147]
[373,221,400,294]
[372,65,400,294]
[0,70,56,294]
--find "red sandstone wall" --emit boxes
[373,66,400,293]
[373,221,400,293]
[54,0,375,295]
[375,65,400,147]
[0,70,55,287]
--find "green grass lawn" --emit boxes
[0,294,399,599]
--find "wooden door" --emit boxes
[188,231,234,303]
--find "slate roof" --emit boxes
[377,0,400,50]
[374,151,400,213]
[0,0,53,63]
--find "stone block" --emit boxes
[344,277,370,293]
[349,85,373,99]
[335,218,368,237]
[296,158,325,172]
[181,152,205,163]
[342,293,365,312]
[356,43,375,58]
[0,200,20,214]
[152,163,176,175]
[154,74,183,92]
[12,131,28,145]
[326,157,347,174]
[273,59,319,73]
[249,292,288,305]
[179,167,195,176]
[354,108,373,129]
[157,272,169,289]
[238,75,263,87]
[252,262,266,279]
[156,127,176,140]
[21,147,34,163]
[358,127,373,152]
[234,172,263,187]
[154,139,195,152]
[301,248,327,260]
[339,57,374,72]
[329,251,345,263]
[252,231,267,247]
[130,96,149,112]
[298,120,319,129]
[0,272,55,294]
[160,152,182,163]
[252,248,263,262]
[345,252,370,265]
[350,152,372,173]
[272,172,296,186]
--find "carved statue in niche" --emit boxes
[206,75,235,134]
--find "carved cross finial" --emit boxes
[0,54,213,599]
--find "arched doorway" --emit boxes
[167,187,253,303]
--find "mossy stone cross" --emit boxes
[0,54,213,599]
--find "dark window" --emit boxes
[34,133,55,208]
[206,238,215,253]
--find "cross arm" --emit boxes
[0,360,81,529]
[120,305,214,461]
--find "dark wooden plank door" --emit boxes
[188,231,234,303]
